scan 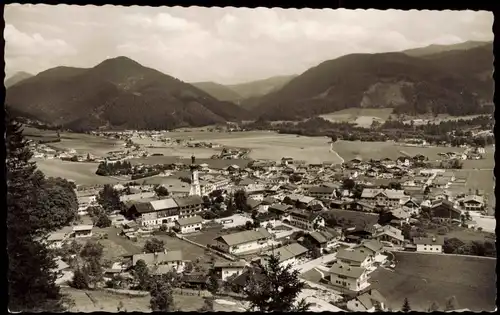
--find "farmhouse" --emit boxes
[329,262,370,292]
[73,225,93,238]
[360,189,405,208]
[132,250,187,273]
[461,195,485,211]
[127,198,179,227]
[267,204,293,220]
[261,243,309,268]
[305,230,341,250]
[355,240,385,257]
[428,199,461,222]
[373,225,404,246]
[214,228,273,255]
[347,289,388,312]
[289,209,325,231]
[175,215,203,234]
[307,186,336,199]
[213,260,247,281]
[413,236,444,253]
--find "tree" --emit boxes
[445,296,459,311]
[214,195,225,204]
[134,259,151,291]
[149,277,176,312]
[6,112,65,312]
[80,241,104,288]
[342,178,356,191]
[154,185,170,197]
[144,238,165,254]
[243,254,312,312]
[245,221,254,230]
[234,189,249,211]
[207,270,219,295]
[428,301,440,312]
[71,268,90,289]
[202,196,211,208]
[402,298,411,312]
[465,211,472,221]
[95,212,112,228]
[97,184,123,213]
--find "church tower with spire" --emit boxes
[189,154,201,196]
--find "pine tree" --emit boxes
[6,111,64,312]
[243,253,312,312]
[149,276,176,311]
[402,297,411,312]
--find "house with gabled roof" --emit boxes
[289,209,325,231]
[461,195,485,211]
[336,247,374,268]
[305,230,341,250]
[361,189,405,208]
[213,260,247,281]
[373,225,404,246]
[329,262,370,292]
[132,250,187,273]
[429,199,461,222]
[347,289,388,312]
[260,243,309,268]
[214,228,273,255]
[175,215,203,234]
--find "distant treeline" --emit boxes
[242,114,494,147]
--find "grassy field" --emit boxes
[320,108,394,127]
[62,287,244,312]
[331,140,464,161]
[35,159,127,185]
[369,252,497,311]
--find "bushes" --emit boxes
[437,227,449,235]
[71,268,90,289]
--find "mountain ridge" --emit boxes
[6,56,249,131]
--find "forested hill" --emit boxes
[249,43,493,121]
[6,56,249,131]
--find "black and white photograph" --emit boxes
[5,3,496,313]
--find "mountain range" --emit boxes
[192,75,296,103]
[6,40,493,130]
[6,57,249,131]
[5,71,34,88]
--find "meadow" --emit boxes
[319,108,394,127]
[35,159,127,185]
[369,252,497,312]
[331,140,464,161]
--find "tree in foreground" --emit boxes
[149,276,176,311]
[243,253,312,312]
[445,296,459,311]
[133,259,152,291]
[402,298,411,312]
[6,111,65,312]
[143,238,165,253]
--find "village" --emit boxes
[45,143,495,312]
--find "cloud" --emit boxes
[124,12,197,32]
[4,5,494,84]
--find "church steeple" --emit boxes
[189,154,201,196]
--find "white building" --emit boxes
[175,215,203,234]
[329,263,370,292]
[73,225,93,238]
[336,248,374,269]
[214,228,273,255]
[413,236,444,253]
[289,209,325,231]
[213,260,247,281]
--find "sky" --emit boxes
[4,5,494,84]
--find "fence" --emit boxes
[103,288,150,297]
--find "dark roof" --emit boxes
[247,198,262,209]
[173,195,203,207]
[268,204,292,213]
[413,236,445,245]
[182,272,209,284]
[215,228,272,246]
[132,202,155,213]
[231,267,265,288]
[308,186,335,194]
[308,230,338,244]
